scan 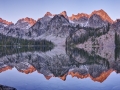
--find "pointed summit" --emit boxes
[68,69,113,83]
[0,18,13,25]
[18,66,36,74]
[60,11,68,19]
[69,13,89,20]
[91,9,113,23]
[44,12,52,17]
[0,66,12,73]
[18,17,36,26]
[91,9,107,16]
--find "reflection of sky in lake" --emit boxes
[0,68,120,90]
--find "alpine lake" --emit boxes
[0,45,119,90]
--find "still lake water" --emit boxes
[0,46,120,90]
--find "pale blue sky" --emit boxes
[0,0,119,23]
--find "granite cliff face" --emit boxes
[15,17,36,28]
[69,9,113,27]
[0,9,120,46]
[88,14,109,28]
[66,23,115,48]
[90,9,113,24]
[69,13,89,27]
[67,10,115,48]
[28,13,52,37]
[0,17,36,38]
[27,12,73,45]
[111,19,120,37]
[28,14,70,37]
[0,18,13,35]
[60,11,69,19]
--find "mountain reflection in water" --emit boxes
[0,46,119,84]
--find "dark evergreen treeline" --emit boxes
[115,47,120,61]
[0,46,53,57]
[0,33,54,46]
[67,23,110,45]
[66,47,110,67]
[115,32,120,47]
[0,33,54,57]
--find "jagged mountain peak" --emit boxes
[51,14,69,23]
[92,9,105,13]
[91,9,107,16]
[60,11,67,15]
[90,9,113,23]
[18,17,36,26]
[78,13,89,17]
[44,12,53,17]
[0,66,12,73]
[69,13,89,20]
[60,11,68,19]
[18,66,36,74]
[0,18,13,25]
[69,9,113,24]
[68,69,113,83]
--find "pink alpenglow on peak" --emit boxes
[44,12,53,17]
[60,11,68,19]
[19,17,36,26]
[69,13,89,20]
[90,9,113,23]
[0,18,13,25]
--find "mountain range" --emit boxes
[0,9,120,47]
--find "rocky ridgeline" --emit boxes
[0,9,120,46]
